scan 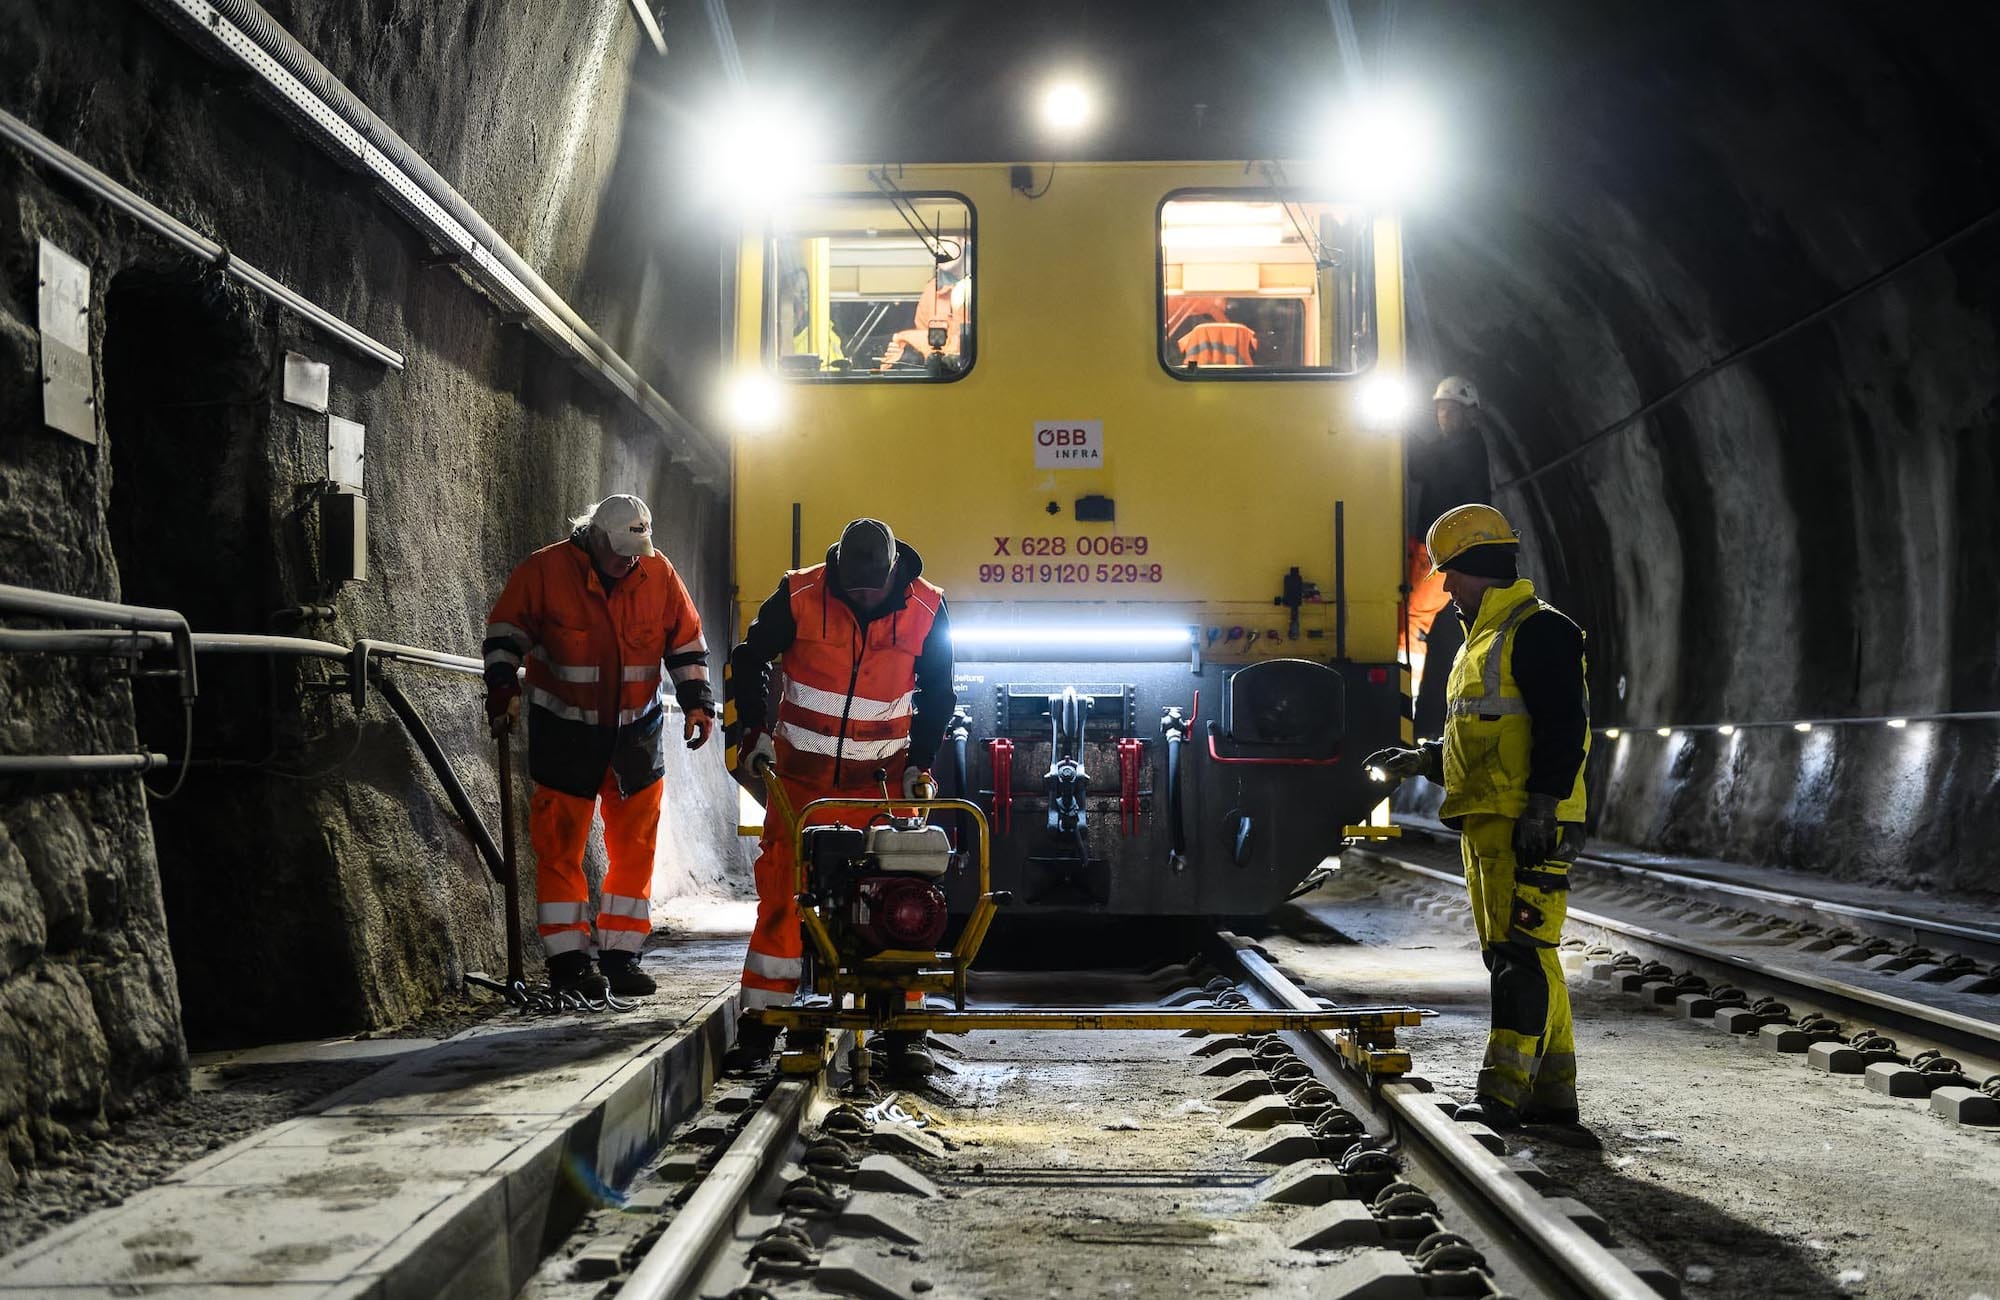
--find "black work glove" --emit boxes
[1511,793,1561,870]
[1363,744,1437,784]
[484,663,522,736]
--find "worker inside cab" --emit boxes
[777,266,845,372]
[1176,306,1260,369]
[878,242,970,376]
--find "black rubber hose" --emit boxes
[951,727,970,844]
[372,671,506,884]
[1166,732,1187,860]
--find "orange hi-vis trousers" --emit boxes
[742,768,894,1014]
[529,766,661,959]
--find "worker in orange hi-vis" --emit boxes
[483,495,715,1001]
[1406,376,1495,737]
[725,519,954,1074]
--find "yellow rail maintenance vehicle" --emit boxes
[727,160,1412,922]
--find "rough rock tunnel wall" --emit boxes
[1398,5,2000,895]
[0,0,737,1185]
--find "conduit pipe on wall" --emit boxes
[0,108,405,370]
[0,583,197,703]
[135,0,727,484]
[0,754,172,775]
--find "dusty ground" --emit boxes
[0,923,750,1262]
[1271,867,2000,1300]
[0,1048,421,1257]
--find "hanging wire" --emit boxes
[142,701,194,800]
[1498,197,2000,493]
[868,167,963,264]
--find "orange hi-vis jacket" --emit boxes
[1178,321,1258,367]
[485,536,710,798]
[774,562,944,787]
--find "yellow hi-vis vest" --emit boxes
[1439,578,1590,824]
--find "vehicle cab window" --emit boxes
[765,195,974,381]
[1158,194,1374,377]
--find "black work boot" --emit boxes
[546,951,610,1002]
[1453,1096,1521,1130]
[723,1017,782,1073]
[883,1031,938,1078]
[1520,1102,1600,1148]
[598,951,656,997]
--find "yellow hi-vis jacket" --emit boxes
[1439,578,1589,824]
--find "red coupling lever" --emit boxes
[1116,737,1143,835]
[986,737,1014,835]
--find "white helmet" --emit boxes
[1432,376,1480,408]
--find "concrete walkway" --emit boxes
[0,940,744,1299]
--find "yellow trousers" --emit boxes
[1459,813,1577,1112]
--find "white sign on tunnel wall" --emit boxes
[38,239,94,444]
[1033,419,1103,469]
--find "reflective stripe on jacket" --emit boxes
[773,562,942,786]
[485,538,708,797]
[1439,578,1589,824]
[1179,321,1258,366]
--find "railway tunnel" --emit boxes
[2,3,1998,1297]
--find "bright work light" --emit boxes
[1318,92,1438,205]
[697,96,820,210]
[952,623,1192,650]
[1039,78,1096,137]
[722,370,781,434]
[1357,374,1412,427]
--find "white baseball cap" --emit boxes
[590,494,655,558]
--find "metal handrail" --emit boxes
[0,585,495,875]
[0,582,197,702]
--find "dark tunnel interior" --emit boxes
[3,0,2000,1263]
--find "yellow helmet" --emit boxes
[1426,503,1519,574]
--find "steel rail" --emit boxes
[1358,850,2000,1067]
[1222,938,1666,1300]
[618,1079,814,1300]
[1571,849,2000,959]
[1400,820,2000,959]
[755,1007,1426,1034]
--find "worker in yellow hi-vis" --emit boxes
[1366,503,1591,1137]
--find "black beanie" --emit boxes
[1442,543,1519,581]
[835,518,897,590]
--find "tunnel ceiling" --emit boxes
[665,0,2000,728]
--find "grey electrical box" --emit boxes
[321,486,367,586]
